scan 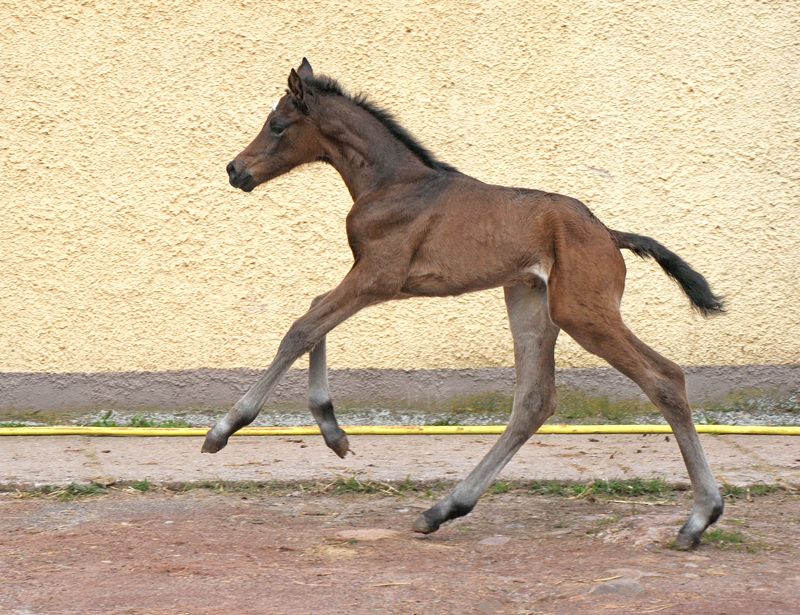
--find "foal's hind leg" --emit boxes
[307,293,350,458]
[549,285,723,549]
[413,282,559,534]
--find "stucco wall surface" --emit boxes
[2,0,798,374]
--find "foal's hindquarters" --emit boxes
[413,216,723,549]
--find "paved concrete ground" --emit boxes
[2,433,798,489]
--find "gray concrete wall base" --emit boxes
[1,365,797,411]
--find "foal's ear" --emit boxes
[297,58,314,79]
[288,68,307,107]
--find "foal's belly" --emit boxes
[400,272,500,297]
[400,261,546,298]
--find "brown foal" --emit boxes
[205,59,725,549]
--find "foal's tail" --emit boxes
[610,230,725,317]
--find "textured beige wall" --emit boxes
[2,0,798,374]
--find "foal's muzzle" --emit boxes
[226,159,256,192]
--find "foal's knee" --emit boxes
[280,321,317,356]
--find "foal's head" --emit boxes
[226,59,456,193]
[226,58,323,192]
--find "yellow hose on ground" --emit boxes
[0,425,798,437]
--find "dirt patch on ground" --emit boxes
[2,487,798,614]
[4,433,799,490]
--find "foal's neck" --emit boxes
[317,98,439,202]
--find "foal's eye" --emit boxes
[270,121,287,135]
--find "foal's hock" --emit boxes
[205,59,725,549]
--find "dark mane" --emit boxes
[304,74,458,174]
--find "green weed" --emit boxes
[489,481,513,494]
[702,528,746,550]
[426,415,463,426]
[127,415,158,428]
[448,392,513,414]
[702,388,800,415]
[173,480,227,493]
[749,484,779,496]
[327,474,384,495]
[722,483,780,501]
[132,480,151,492]
[528,480,575,497]
[55,482,109,500]
[697,411,720,425]
[91,411,192,428]
[526,478,670,499]
[154,418,192,428]
[443,389,659,424]
[91,410,118,427]
[553,388,656,424]
[588,477,670,498]
[721,484,747,498]
[595,515,622,527]
[230,482,270,496]
[399,474,414,494]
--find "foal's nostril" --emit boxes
[226,159,253,190]
[226,160,237,179]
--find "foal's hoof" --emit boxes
[201,429,229,454]
[325,431,351,459]
[411,511,441,534]
[671,531,701,551]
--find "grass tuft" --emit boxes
[90,411,192,428]
[132,480,151,492]
[526,478,670,499]
[52,482,109,500]
[703,388,800,415]
[448,392,513,414]
[91,410,117,427]
[596,515,622,527]
[702,528,747,550]
[590,477,670,497]
[180,480,226,492]
[721,483,780,501]
[554,388,656,424]
[155,418,192,428]
[329,474,383,494]
[127,415,158,428]
[426,415,463,426]
[489,481,513,494]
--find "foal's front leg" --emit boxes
[202,275,379,454]
[413,283,560,533]
[307,292,350,458]
[308,335,350,457]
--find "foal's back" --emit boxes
[397,171,616,298]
